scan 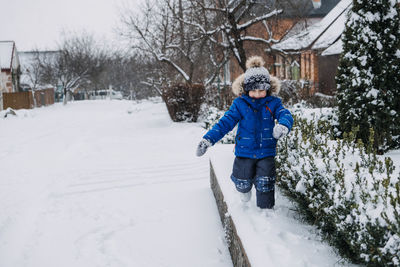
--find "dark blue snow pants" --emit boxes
[230,156,276,209]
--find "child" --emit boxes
[196,56,293,209]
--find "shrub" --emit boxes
[162,83,205,122]
[279,80,336,108]
[279,80,305,106]
[201,106,236,144]
[276,108,400,265]
[203,84,235,110]
[336,1,400,152]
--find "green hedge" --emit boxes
[276,109,400,266]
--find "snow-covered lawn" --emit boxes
[0,99,232,267]
[4,99,393,266]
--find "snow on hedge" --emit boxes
[276,105,400,265]
[204,104,400,265]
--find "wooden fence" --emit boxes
[33,88,55,108]
[2,88,55,110]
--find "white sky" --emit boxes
[0,0,142,51]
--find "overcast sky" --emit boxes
[0,0,141,51]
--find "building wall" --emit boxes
[274,53,301,80]
[274,50,339,96]
[0,42,21,95]
[222,16,340,96]
[299,50,319,95]
[0,70,13,93]
[0,71,6,92]
[318,54,340,95]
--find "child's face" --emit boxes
[249,89,266,99]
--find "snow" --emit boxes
[279,18,322,41]
[366,88,379,98]
[0,99,232,267]
[312,6,349,50]
[386,150,400,168]
[1,99,391,266]
[0,41,14,69]
[209,145,356,267]
[321,38,343,55]
[272,0,352,51]
[396,49,400,58]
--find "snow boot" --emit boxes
[240,190,252,202]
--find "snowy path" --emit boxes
[0,100,232,267]
[210,146,357,267]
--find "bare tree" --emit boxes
[119,0,313,88]
[120,0,229,89]
[183,0,287,72]
[97,51,160,99]
[40,32,108,105]
[21,50,43,91]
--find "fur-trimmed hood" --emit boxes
[232,74,281,96]
[231,56,281,96]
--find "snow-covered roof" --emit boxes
[272,0,351,51]
[280,18,322,41]
[18,51,37,68]
[18,50,59,67]
[311,4,350,50]
[242,0,340,19]
[18,51,60,88]
[0,41,15,70]
[321,38,343,56]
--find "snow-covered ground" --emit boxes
[210,145,357,267]
[2,99,388,267]
[0,99,232,267]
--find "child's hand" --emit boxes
[273,124,289,139]
[196,139,212,157]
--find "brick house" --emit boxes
[0,41,20,93]
[271,0,352,95]
[226,0,341,84]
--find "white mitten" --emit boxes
[272,124,289,139]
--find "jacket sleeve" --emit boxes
[274,98,293,131]
[203,100,242,145]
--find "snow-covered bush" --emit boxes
[202,106,236,144]
[276,107,400,265]
[162,83,205,122]
[203,84,234,111]
[279,80,307,106]
[280,80,336,108]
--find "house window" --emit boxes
[291,61,300,80]
[285,63,290,80]
[274,55,285,79]
[224,60,230,84]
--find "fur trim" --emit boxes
[246,56,265,69]
[231,74,281,96]
[232,73,245,96]
[269,76,281,96]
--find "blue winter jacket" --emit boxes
[203,95,293,159]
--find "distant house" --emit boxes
[271,0,352,95]
[0,41,20,93]
[226,0,341,84]
[18,50,60,91]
